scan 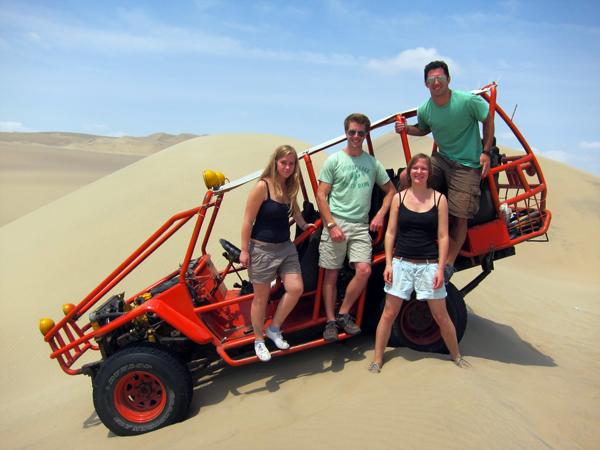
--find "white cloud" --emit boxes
[26,31,41,42]
[0,121,34,132]
[498,132,517,140]
[81,124,128,137]
[82,123,109,133]
[531,147,570,163]
[1,8,355,66]
[366,47,458,76]
[579,141,600,150]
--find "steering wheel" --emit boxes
[219,239,241,264]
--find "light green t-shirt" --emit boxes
[318,150,390,223]
[417,89,489,168]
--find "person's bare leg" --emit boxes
[271,273,303,328]
[372,294,403,366]
[251,283,271,341]
[427,298,460,361]
[447,217,468,266]
[322,268,339,321]
[338,262,371,314]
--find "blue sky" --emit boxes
[1,0,599,176]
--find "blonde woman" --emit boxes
[240,145,316,362]
[370,153,470,372]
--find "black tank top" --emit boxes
[393,190,440,260]
[250,179,291,243]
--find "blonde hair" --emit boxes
[259,145,300,216]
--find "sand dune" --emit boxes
[0,132,200,226]
[0,131,598,449]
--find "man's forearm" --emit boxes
[376,185,396,218]
[482,117,495,152]
[407,124,431,137]
[316,193,335,226]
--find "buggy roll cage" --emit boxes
[40,83,551,374]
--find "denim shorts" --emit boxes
[384,257,446,300]
[248,240,301,285]
[318,215,372,270]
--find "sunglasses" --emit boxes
[426,75,448,85]
[347,129,366,137]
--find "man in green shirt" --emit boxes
[317,113,395,341]
[396,61,495,281]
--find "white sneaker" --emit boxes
[265,327,290,350]
[254,341,271,362]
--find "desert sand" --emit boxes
[0,129,598,450]
[0,132,199,226]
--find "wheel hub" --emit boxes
[400,299,441,345]
[113,371,167,422]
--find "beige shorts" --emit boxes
[318,215,372,270]
[430,152,482,219]
[248,240,301,285]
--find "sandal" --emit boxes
[451,357,472,369]
[368,362,382,373]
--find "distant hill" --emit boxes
[0,131,203,225]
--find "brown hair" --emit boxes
[344,113,371,133]
[406,153,433,187]
[259,145,300,216]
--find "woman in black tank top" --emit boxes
[369,154,470,372]
[240,145,316,362]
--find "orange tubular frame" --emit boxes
[42,83,551,374]
[44,192,217,372]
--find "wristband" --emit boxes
[482,150,491,156]
[327,222,337,229]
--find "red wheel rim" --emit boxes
[113,371,167,422]
[400,299,441,345]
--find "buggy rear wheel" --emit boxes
[92,343,193,436]
[388,283,467,353]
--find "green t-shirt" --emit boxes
[318,150,390,223]
[417,90,489,168]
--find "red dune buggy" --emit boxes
[39,84,551,435]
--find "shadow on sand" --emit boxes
[185,309,555,420]
[80,308,556,431]
[186,336,369,417]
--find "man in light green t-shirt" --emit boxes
[316,113,395,342]
[396,61,495,282]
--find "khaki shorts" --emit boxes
[430,152,482,219]
[248,240,301,285]
[318,215,372,270]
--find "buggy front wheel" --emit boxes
[92,343,193,436]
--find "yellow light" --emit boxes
[62,303,76,316]
[39,318,55,336]
[203,170,226,190]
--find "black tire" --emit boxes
[92,343,193,436]
[388,283,467,353]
